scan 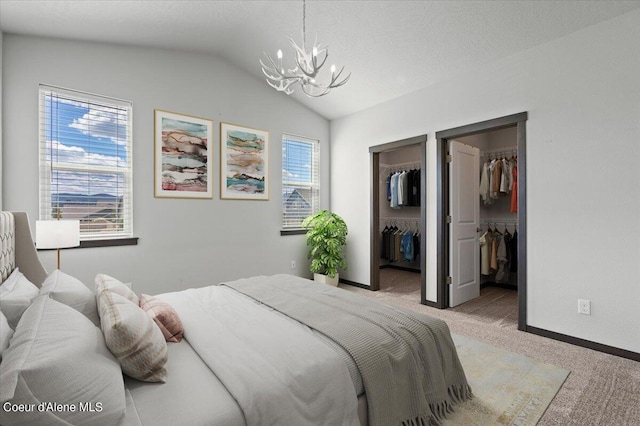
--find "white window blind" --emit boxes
[39,85,133,240]
[282,134,320,229]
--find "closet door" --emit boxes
[449,141,480,307]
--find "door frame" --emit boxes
[435,112,528,330]
[369,135,427,304]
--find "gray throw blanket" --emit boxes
[223,274,472,426]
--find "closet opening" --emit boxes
[436,112,528,331]
[369,135,428,304]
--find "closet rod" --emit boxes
[481,217,518,223]
[380,161,421,168]
[381,217,421,223]
[481,145,517,157]
[380,161,421,173]
[481,145,517,154]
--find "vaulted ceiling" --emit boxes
[2,1,639,120]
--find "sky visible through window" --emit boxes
[44,94,128,199]
[282,139,312,187]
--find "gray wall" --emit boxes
[0,31,3,211]
[2,34,330,294]
[330,10,640,353]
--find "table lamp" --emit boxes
[36,220,80,270]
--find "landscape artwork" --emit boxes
[220,122,269,200]
[154,110,213,199]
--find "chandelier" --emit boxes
[260,0,350,97]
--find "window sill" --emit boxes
[280,229,307,236]
[37,237,138,250]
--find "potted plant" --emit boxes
[301,210,348,286]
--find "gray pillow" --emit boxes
[40,270,100,326]
[0,310,13,361]
[0,268,39,329]
[0,295,126,426]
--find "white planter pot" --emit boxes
[314,273,339,286]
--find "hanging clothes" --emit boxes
[479,229,494,275]
[390,172,400,208]
[479,162,491,205]
[387,169,421,208]
[480,153,518,205]
[495,232,510,282]
[490,234,499,272]
[393,230,402,262]
[491,159,502,198]
[381,222,421,266]
[400,232,414,262]
[411,169,421,206]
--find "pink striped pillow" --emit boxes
[139,294,184,343]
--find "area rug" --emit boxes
[444,334,570,425]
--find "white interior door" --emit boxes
[449,141,480,307]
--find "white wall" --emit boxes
[2,34,330,294]
[331,10,640,353]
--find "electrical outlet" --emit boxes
[578,299,591,315]
[290,260,296,270]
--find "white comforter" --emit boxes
[159,285,360,426]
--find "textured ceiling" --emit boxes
[1,0,639,120]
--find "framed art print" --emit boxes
[220,122,269,200]
[154,110,213,199]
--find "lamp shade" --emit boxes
[36,220,80,249]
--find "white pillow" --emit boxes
[0,295,126,426]
[98,290,167,383]
[40,270,100,326]
[0,268,40,329]
[0,310,14,361]
[95,273,139,305]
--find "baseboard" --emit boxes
[480,282,517,291]
[380,264,421,273]
[526,326,640,362]
[339,278,375,290]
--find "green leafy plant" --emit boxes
[301,210,348,279]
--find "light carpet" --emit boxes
[343,269,640,425]
[446,334,569,425]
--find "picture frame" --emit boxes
[220,122,269,200]
[154,109,214,199]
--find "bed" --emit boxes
[0,211,471,426]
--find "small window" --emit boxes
[282,134,320,230]
[39,85,133,240]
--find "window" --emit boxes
[39,85,133,241]
[282,134,319,230]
